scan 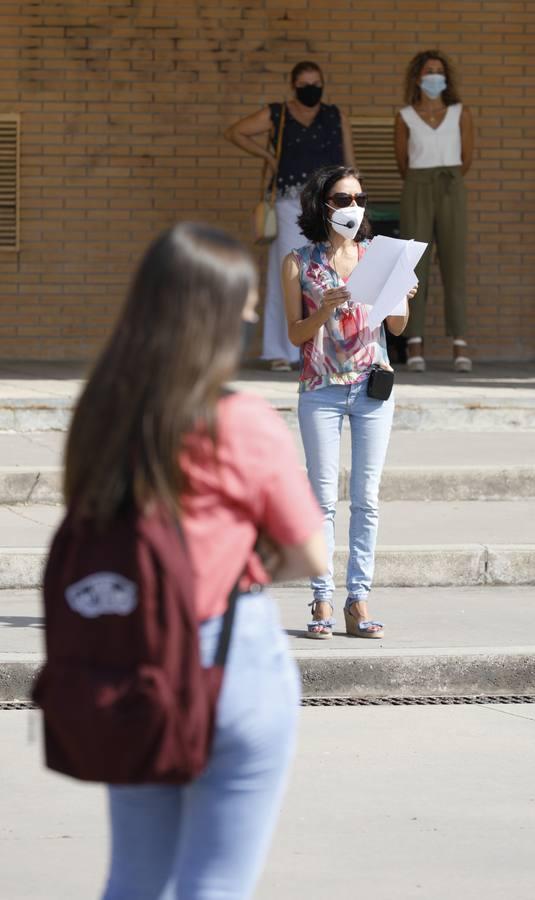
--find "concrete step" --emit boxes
[1,464,533,505]
[0,432,534,503]
[0,468,62,504]
[3,545,533,590]
[0,362,534,432]
[233,363,535,431]
[0,501,533,589]
[2,586,535,700]
[323,500,535,587]
[2,394,534,433]
[0,362,83,432]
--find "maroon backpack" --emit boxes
[32,505,239,785]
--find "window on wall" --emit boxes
[351,117,402,204]
[0,114,20,252]
[351,116,402,238]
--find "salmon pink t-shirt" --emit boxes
[179,392,322,621]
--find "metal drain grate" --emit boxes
[302,695,535,707]
[2,696,535,712]
[0,701,36,710]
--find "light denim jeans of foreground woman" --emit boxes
[298,378,394,604]
[101,591,300,900]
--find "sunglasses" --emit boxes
[328,192,367,209]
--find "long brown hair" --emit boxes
[64,223,257,525]
[404,50,461,106]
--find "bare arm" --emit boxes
[223,106,277,174]
[460,106,474,175]
[386,311,409,336]
[394,112,409,179]
[260,529,327,583]
[281,253,351,346]
[340,112,356,167]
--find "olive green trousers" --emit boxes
[400,166,467,338]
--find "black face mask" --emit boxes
[295,84,323,107]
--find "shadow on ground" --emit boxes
[0,616,43,628]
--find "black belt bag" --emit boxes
[366,365,394,401]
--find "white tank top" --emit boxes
[400,103,463,168]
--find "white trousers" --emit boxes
[262,196,303,363]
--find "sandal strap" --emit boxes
[307,618,335,631]
[308,600,336,631]
[308,599,334,613]
[357,620,384,630]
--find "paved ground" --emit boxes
[3,586,535,700]
[235,359,535,398]
[0,432,64,466]
[1,362,533,897]
[1,358,533,401]
[0,498,533,548]
[0,499,533,598]
[1,705,534,900]
[2,428,535,470]
[0,362,534,432]
[3,585,535,656]
[0,361,533,698]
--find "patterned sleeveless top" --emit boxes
[269,103,344,199]
[292,241,390,393]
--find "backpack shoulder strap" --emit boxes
[213,578,241,667]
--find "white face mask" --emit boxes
[420,73,446,99]
[325,203,365,240]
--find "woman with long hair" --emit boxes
[395,49,474,372]
[282,165,416,639]
[225,60,355,371]
[65,222,326,899]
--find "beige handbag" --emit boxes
[252,104,286,245]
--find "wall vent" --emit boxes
[0,114,20,251]
[351,117,402,203]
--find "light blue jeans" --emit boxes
[102,592,300,900]
[298,379,394,604]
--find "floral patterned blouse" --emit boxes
[269,103,344,200]
[292,240,390,393]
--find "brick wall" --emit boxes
[0,0,533,360]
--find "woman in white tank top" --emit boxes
[394,50,474,372]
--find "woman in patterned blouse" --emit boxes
[282,165,417,640]
[225,61,355,372]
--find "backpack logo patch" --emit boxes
[65,573,138,618]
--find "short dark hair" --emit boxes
[404,50,461,106]
[290,60,324,86]
[298,165,373,245]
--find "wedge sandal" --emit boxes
[343,603,384,639]
[306,599,336,640]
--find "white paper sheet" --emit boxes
[346,236,427,329]
[367,247,416,330]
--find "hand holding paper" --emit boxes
[346,236,427,330]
